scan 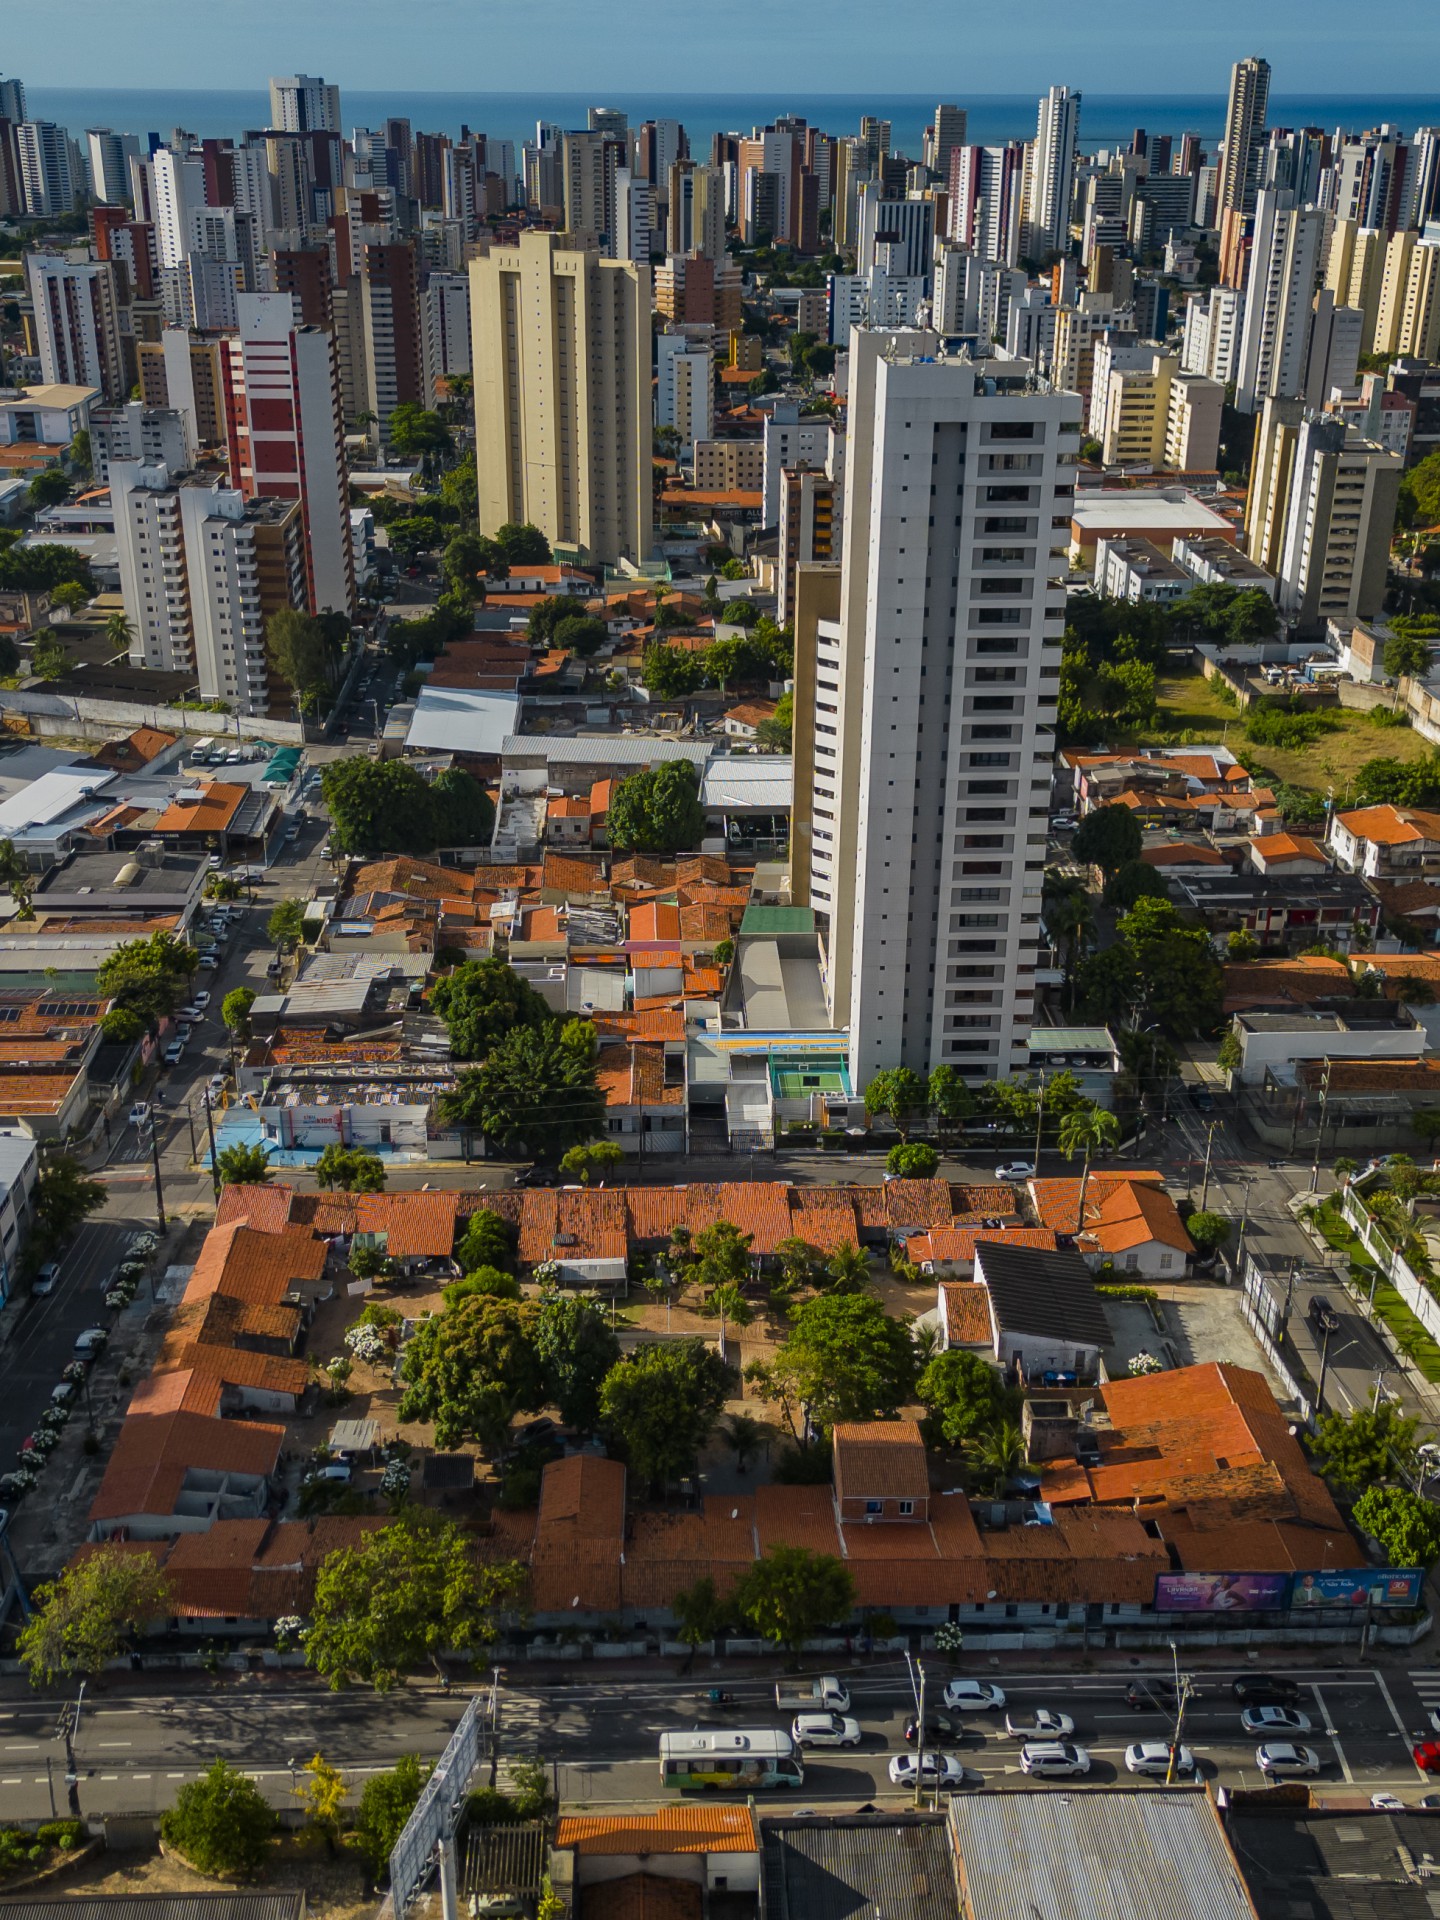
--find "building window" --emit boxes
[899,1500,914,1516]
[865,1499,883,1515]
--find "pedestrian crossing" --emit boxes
[1408,1672,1440,1715]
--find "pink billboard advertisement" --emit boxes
[1154,1571,1290,1611]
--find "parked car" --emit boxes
[1232,1675,1300,1705]
[1191,1087,1215,1113]
[1004,1709,1075,1740]
[50,1381,78,1408]
[994,1162,1035,1184]
[128,1101,152,1130]
[1019,1742,1091,1777]
[1125,1741,1196,1776]
[1242,1705,1312,1736]
[32,1261,60,1296]
[942,1681,1006,1712]
[162,1041,184,1066]
[1126,1680,1180,1712]
[198,955,220,971]
[1256,1743,1321,1778]
[73,1328,108,1356]
[887,1752,969,1788]
[192,991,212,1010]
[1308,1294,1341,1335]
[792,1713,862,1749]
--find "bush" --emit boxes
[35,1820,84,1851]
[1094,1283,1160,1304]
[771,1442,834,1484]
[886,1142,940,1179]
[1243,706,1341,750]
[161,1757,275,1875]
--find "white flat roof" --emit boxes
[501,734,712,767]
[1071,491,1232,533]
[0,767,114,835]
[701,755,793,810]
[405,686,520,756]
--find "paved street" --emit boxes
[4,1662,1440,1817]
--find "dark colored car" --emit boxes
[903,1713,959,1745]
[1192,1087,1216,1113]
[1126,1680,1180,1713]
[1232,1674,1301,1705]
[1309,1294,1341,1335]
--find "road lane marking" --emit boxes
[1311,1687,1353,1783]
[97,1741,132,1748]
[4,1744,40,1751]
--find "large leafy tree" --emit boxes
[442,532,492,602]
[917,1350,1017,1450]
[640,642,708,699]
[0,542,93,594]
[1398,448,1440,530]
[31,1155,105,1256]
[320,759,493,855]
[18,1545,172,1683]
[493,522,551,564]
[222,985,256,1040]
[1115,895,1223,1037]
[1071,804,1142,878]
[605,761,707,853]
[305,1512,526,1690]
[552,614,609,657]
[216,1143,274,1185]
[456,1206,514,1274]
[533,1293,621,1433]
[1353,1485,1440,1569]
[733,1546,855,1656]
[161,1759,275,1875]
[355,1755,430,1878]
[399,1296,544,1450]
[96,929,197,1023]
[267,897,305,949]
[747,1294,918,1437]
[864,1067,928,1140]
[387,403,453,464]
[597,1338,730,1489]
[440,1020,604,1158]
[431,958,552,1060]
[266,608,334,711]
[1314,1403,1419,1490]
[314,1145,387,1193]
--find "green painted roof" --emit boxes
[739,905,815,936]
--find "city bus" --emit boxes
[659,1729,804,1791]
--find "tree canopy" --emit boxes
[399,1296,544,1451]
[314,1145,387,1192]
[321,759,494,855]
[95,929,197,1024]
[640,642,708,699]
[266,608,337,712]
[305,1512,525,1690]
[431,958,552,1060]
[1075,895,1223,1037]
[733,1545,855,1654]
[1314,1402,1419,1490]
[1353,1484,1440,1569]
[17,1544,172,1683]
[917,1349,1020,1450]
[355,1755,430,1878]
[216,1143,274,1186]
[161,1760,275,1876]
[605,761,707,853]
[597,1337,730,1488]
[533,1292,621,1433]
[1072,804,1143,878]
[748,1294,918,1436]
[439,1020,605,1159]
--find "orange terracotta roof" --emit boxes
[183,1221,327,1309]
[1335,804,1440,845]
[1252,832,1327,864]
[939,1280,995,1344]
[833,1420,929,1503]
[1140,842,1224,867]
[556,1808,757,1855]
[152,781,247,835]
[916,1226,1057,1268]
[1223,954,1352,1012]
[630,900,682,944]
[89,1409,285,1522]
[1028,1172,1172,1240]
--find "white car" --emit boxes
[50,1380,78,1407]
[1125,1741,1196,1776]
[1372,1792,1406,1810]
[1256,1742,1321,1778]
[792,1713,862,1749]
[33,1261,59,1296]
[1019,1741,1091,1777]
[128,1102,152,1131]
[942,1680,1006,1712]
[192,991,212,1010]
[887,1751,968,1788]
[1005,1709,1075,1740]
[73,1327,107,1356]
[1241,1705,1312,1736]
[995,1162,1036,1183]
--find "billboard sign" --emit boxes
[1290,1569,1423,1609]
[1154,1571,1289,1612]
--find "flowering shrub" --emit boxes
[381,1458,411,1501]
[934,1622,965,1655]
[1128,1351,1165,1376]
[344,1322,390,1366]
[274,1614,305,1653]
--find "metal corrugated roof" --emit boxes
[0,1899,305,1920]
[763,1816,954,1920]
[946,1790,1254,1920]
[501,734,712,766]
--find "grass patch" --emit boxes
[1365,1280,1440,1383]
[1115,673,1435,799]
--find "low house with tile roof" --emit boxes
[911,1226,1058,1280]
[1027,1172,1193,1277]
[88,1408,285,1542]
[1248,832,1330,876]
[1329,802,1440,879]
[935,1278,998,1348]
[597,1041,689,1158]
[973,1241,1111,1380]
[1138,840,1227,877]
[554,1807,760,1906]
[833,1420,931,1524]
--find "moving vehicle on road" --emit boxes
[1241,1705,1312,1736]
[1019,1741,1091,1777]
[995,1162,1035,1183]
[659,1730,802,1791]
[1256,1742,1321,1777]
[775,1676,851,1712]
[943,1680,1006,1712]
[887,1751,971,1789]
[1232,1675,1300,1705]
[1126,1680,1181,1712]
[1004,1709,1075,1740]
[791,1712,862,1749]
[903,1713,957,1746]
[1125,1741,1195,1776]
[128,1102,152,1131]
[32,1261,59,1296]
[1308,1294,1341,1334]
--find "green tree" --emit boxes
[887,1142,940,1178]
[671,1575,726,1667]
[1104,860,1170,909]
[824,1242,871,1296]
[1071,804,1143,878]
[400,1296,543,1450]
[439,455,479,521]
[640,641,708,699]
[266,608,332,710]
[526,595,576,643]
[1225,588,1279,645]
[29,628,69,679]
[1185,1211,1231,1256]
[387,403,453,464]
[597,1338,730,1489]
[295,1753,348,1852]
[161,1759,275,1875]
[1058,1107,1122,1231]
[456,1207,514,1274]
[1313,1402,1419,1491]
[965,1417,1028,1495]
[431,767,495,848]
[267,896,305,950]
[533,1293,621,1433]
[1398,449,1440,531]
[1227,929,1260,961]
[431,959,552,1061]
[305,1512,526,1690]
[917,1350,1017,1450]
[864,1066,928,1140]
[17,1544,172,1683]
[929,1064,976,1141]
[68,428,92,477]
[222,985,256,1041]
[552,614,609,657]
[440,1021,604,1158]
[50,578,89,617]
[355,1755,430,1879]
[100,1005,145,1045]
[96,928,198,1023]
[442,532,492,602]
[756,689,793,750]
[314,1145,387,1192]
[215,1143,274,1185]
[30,1157,104,1263]
[558,1140,625,1185]
[733,1545,855,1657]
[27,467,71,509]
[748,1294,917,1437]
[321,758,492,856]
[493,522,552,564]
[605,761,707,853]
[1353,1484,1440,1569]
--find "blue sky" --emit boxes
[22,0,1440,92]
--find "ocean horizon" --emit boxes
[23,86,1440,160]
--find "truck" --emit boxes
[774,1676,850,1713]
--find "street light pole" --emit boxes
[1309,1057,1333,1194]
[1165,1640,1193,1784]
[1032,1071,1046,1171]
[148,1117,167,1236]
[202,1089,220,1200]
[1199,1122,1219,1212]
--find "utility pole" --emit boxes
[148,1117,167,1235]
[1032,1071,1046,1171]
[1314,1319,1335,1423]
[1165,1642,1193,1784]
[1199,1121,1219,1211]
[202,1089,220,1200]
[1309,1057,1333,1194]
[913,1659,927,1809]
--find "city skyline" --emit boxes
[22,0,1440,94]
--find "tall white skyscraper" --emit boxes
[25,254,127,399]
[802,328,1077,1087]
[85,129,139,205]
[656,330,713,462]
[268,75,341,135]
[1216,55,1271,218]
[16,120,75,215]
[422,271,472,403]
[1025,86,1080,259]
[1235,187,1325,412]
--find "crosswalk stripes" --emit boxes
[1407,1672,1440,1711]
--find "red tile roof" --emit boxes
[833,1421,930,1503]
[556,1808,757,1854]
[89,1410,284,1523]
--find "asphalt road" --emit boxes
[5,1664,1440,1818]
[0,1221,134,1474]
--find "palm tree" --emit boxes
[1057,1107,1123,1236]
[104,610,134,655]
[964,1420,1027,1495]
[825,1242,871,1295]
[723,1413,766,1473]
[1042,878,1094,1005]
[912,1322,943,1366]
